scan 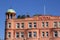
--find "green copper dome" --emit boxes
[7,9,16,13]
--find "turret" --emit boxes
[6,9,16,19]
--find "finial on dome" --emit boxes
[7,9,16,13]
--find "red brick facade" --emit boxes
[5,9,60,40]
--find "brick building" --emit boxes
[5,9,60,40]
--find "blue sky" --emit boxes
[0,0,60,39]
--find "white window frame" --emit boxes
[20,32,24,38]
[28,22,32,28]
[58,31,60,37]
[46,22,48,27]
[53,22,57,28]
[42,32,44,37]
[46,32,48,37]
[34,22,37,28]
[16,23,20,28]
[28,32,32,38]
[21,23,24,29]
[8,23,11,28]
[53,31,58,37]
[16,32,19,38]
[7,32,11,38]
[58,22,60,28]
[42,22,44,28]
[33,32,37,37]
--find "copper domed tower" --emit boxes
[6,9,16,19]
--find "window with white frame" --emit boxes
[42,22,44,27]
[53,22,57,28]
[58,31,60,37]
[28,32,32,38]
[7,32,11,38]
[28,22,32,28]
[34,22,37,28]
[42,32,44,37]
[21,23,24,28]
[16,32,19,38]
[8,23,11,28]
[16,23,20,28]
[20,32,24,38]
[33,32,37,37]
[58,22,60,28]
[46,22,48,27]
[46,32,48,37]
[53,31,58,37]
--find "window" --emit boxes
[7,32,11,38]
[42,32,44,37]
[42,22,44,27]
[58,22,60,28]
[20,32,24,38]
[8,23,11,28]
[58,31,60,37]
[46,32,48,37]
[54,31,58,37]
[33,32,37,37]
[21,23,24,28]
[28,32,32,38]
[16,23,20,28]
[28,23,32,28]
[54,22,57,28]
[16,32,19,38]
[46,22,48,27]
[34,22,37,28]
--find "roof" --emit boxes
[7,9,16,13]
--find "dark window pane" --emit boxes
[21,23,24,28]
[46,22,48,27]
[33,32,37,37]
[8,23,11,28]
[42,22,44,27]
[16,23,20,28]
[8,32,11,38]
[54,31,58,37]
[16,32,19,38]
[34,22,36,28]
[21,32,24,38]
[29,32,32,37]
[42,32,44,37]
[29,23,32,28]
